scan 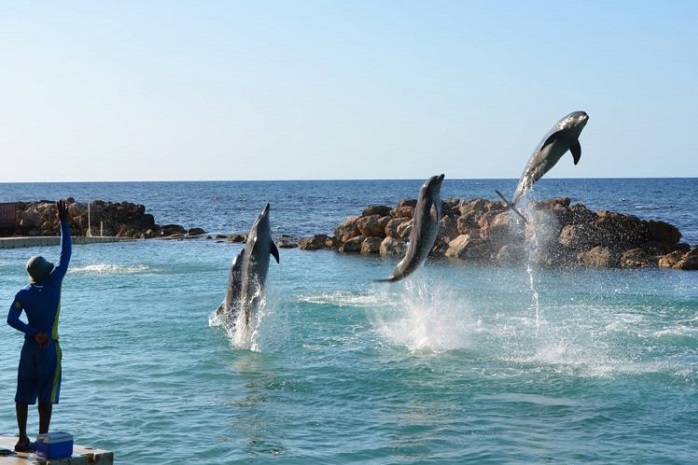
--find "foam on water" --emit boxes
[297,291,383,308]
[371,279,479,354]
[69,263,155,274]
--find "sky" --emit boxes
[1,1,697,182]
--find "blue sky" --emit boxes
[1,1,696,182]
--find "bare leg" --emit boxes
[15,403,28,439]
[38,402,53,434]
[14,403,33,451]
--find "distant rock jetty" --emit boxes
[299,197,698,270]
[0,199,203,239]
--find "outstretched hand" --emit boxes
[56,199,69,222]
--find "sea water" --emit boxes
[0,178,696,464]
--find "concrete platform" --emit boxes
[0,435,113,464]
[0,236,133,249]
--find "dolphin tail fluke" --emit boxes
[495,190,528,224]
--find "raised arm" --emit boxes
[53,199,72,277]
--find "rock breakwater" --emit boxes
[299,197,697,270]
[1,198,202,239]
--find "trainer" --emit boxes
[7,199,72,453]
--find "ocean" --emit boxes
[0,178,696,464]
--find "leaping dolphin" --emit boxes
[212,203,280,331]
[239,202,280,327]
[376,174,445,283]
[212,249,245,328]
[511,111,589,204]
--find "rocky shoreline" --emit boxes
[3,197,696,270]
[0,199,205,239]
[299,197,698,270]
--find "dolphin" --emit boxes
[212,248,245,328]
[376,174,445,283]
[510,111,589,204]
[238,202,280,327]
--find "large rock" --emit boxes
[619,248,654,268]
[646,220,681,244]
[356,215,390,238]
[361,237,382,255]
[578,246,619,268]
[380,237,407,257]
[299,234,336,250]
[338,236,364,254]
[659,247,698,270]
[445,234,492,261]
[334,216,361,243]
[362,205,392,217]
[385,217,409,240]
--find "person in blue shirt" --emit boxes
[7,199,72,453]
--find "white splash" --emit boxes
[372,280,479,354]
[69,263,153,275]
[228,287,287,353]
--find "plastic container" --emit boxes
[35,432,73,460]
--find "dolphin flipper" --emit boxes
[270,241,280,264]
[570,140,582,165]
[541,133,559,150]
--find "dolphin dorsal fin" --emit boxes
[270,241,280,264]
[570,140,582,165]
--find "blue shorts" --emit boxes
[15,339,62,405]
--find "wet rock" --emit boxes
[361,237,382,255]
[226,234,246,243]
[299,234,336,250]
[334,216,361,243]
[393,205,415,219]
[380,237,407,257]
[439,215,460,241]
[647,220,681,244]
[445,234,492,261]
[385,217,409,240]
[619,248,654,268]
[188,227,206,236]
[578,246,619,268]
[362,205,392,217]
[338,236,363,254]
[658,250,686,269]
[356,215,390,238]
[659,247,698,270]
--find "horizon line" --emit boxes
[0,175,696,184]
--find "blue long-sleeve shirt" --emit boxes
[7,219,72,341]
